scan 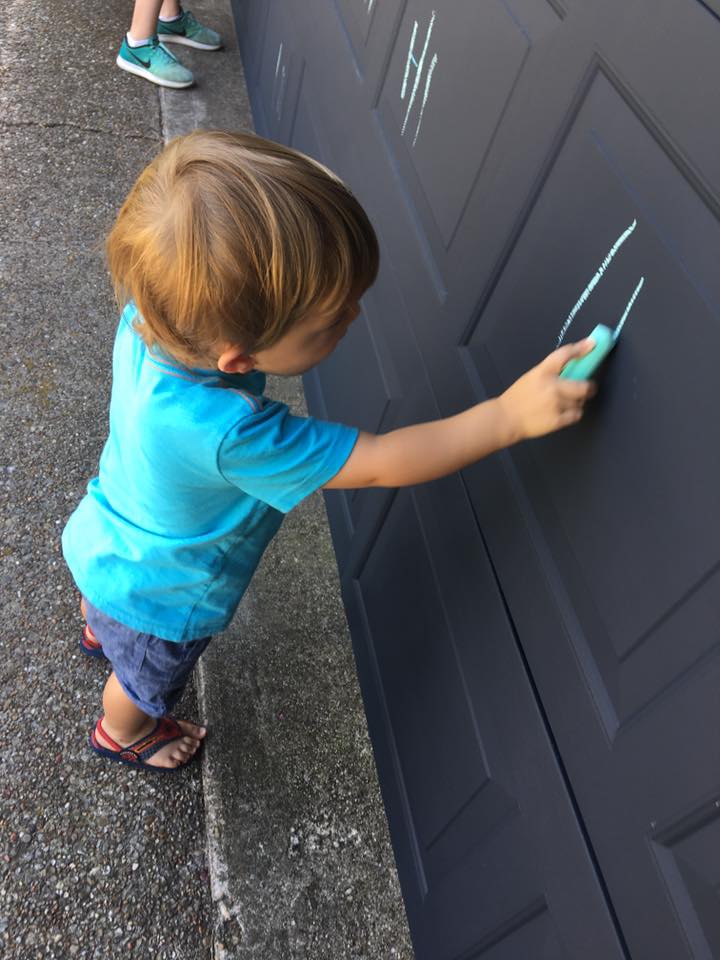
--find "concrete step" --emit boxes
[159,3,412,956]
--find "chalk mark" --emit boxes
[401,22,418,100]
[401,11,436,142]
[557,219,638,346]
[614,276,644,341]
[412,53,438,147]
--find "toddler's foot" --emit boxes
[116,35,194,88]
[80,623,106,659]
[90,715,207,771]
[78,597,106,659]
[157,9,223,50]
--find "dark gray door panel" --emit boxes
[343,477,625,959]
[372,0,563,278]
[237,1,628,955]
[246,1,304,143]
[290,67,425,564]
[230,0,269,90]
[463,40,720,960]
[235,0,719,956]
[332,0,406,101]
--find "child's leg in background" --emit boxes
[129,0,178,44]
[117,0,222,87]
[118,0,190,90]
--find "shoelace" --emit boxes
[148,36,180,64]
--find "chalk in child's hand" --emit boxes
[560,324,615,380]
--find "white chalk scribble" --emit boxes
[401,11,437,147]
[614,276,644,341]
[557,219,638,346]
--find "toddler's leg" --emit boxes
[94,672,206,770]
[78,596,104,657]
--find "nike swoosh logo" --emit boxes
[129,50,152,68]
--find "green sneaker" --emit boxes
[116,35,194,89]
[157,9,223,50]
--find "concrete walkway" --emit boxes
[0,0,411,957]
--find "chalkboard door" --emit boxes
[234,1,720,957]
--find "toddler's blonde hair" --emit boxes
[106,129,379,365]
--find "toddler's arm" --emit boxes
[324,339,596,491]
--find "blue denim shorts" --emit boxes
[83,599,211,718]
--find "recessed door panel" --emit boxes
[463,55,720,960]
[230,0,269,86]
[466,68,720,733]
[349,481,623,959]
[375,0,561,275]
[333,0,378,69]
[651,797,720,959]
[292,78,402,537]
[251,0,303,142]
[358,492,513,851]
[236,0,720,956]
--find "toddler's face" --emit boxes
[250,301,361,377]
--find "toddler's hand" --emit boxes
[498,339,597,442]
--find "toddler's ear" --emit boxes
[217,344,256,375]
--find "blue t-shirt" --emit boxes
[62,304,358,642]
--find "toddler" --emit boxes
[62,130,595,772]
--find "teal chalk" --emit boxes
[560,324,616,380]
